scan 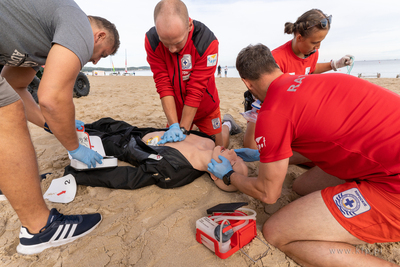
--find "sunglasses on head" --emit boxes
[306,15,332,30]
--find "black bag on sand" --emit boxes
[64,117,208,189]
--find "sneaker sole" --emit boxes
[16,215,102,255]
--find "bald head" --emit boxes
[154,0,188,25]
[154,0,192,53]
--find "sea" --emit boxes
[94,59,400,78]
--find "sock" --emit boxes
[223,121,232,132]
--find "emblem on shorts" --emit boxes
[181,54,192,70]
[212,118,221,129]
[207,54,217,67]
[333,188,371,219]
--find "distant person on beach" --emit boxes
[224,66,228,77]
[145,0,241,148]
[217,64,222,77]
[208,44,400,266]
[243,9,354,150]
[0,0,119,254]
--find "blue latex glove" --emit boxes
[207,155,233,180]
[234,148,260,162]
[68,144,103,168]
[158,123,186,144]
[75,120,85,130]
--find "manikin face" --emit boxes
[212,146,248,176]
[295,28,329,57]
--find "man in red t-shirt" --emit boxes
[208,44,400,266]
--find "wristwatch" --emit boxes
[223,170,235,186]
[180,127,190,135]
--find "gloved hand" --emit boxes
[331,55,354,71]
[207,155,233,179]
[158,123,186,144]
[234,148,260,162]
[75,120,85,130]
[68,144,103,168]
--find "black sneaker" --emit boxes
[17,208,102,255]
[223,114,242,135]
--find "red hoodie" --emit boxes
[145,19,220,122]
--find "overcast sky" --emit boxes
[74,0,400,69]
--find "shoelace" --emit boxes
[40,213,80,233]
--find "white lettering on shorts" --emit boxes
[212,117,221,129]
[287,75,306,92]
[207,54,217,67]
[333,188,371,218]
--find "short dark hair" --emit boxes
[88,16,120,55]
[284,9,330,38]
[236,44,279,80]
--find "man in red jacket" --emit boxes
[145,0,241,147]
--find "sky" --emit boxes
[74,0,400,69]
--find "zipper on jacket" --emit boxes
[205,77,216,103]
[176,54,184,104]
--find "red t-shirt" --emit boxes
[272,40,318,75]
[255,73,400,193]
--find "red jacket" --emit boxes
[145,19,220,121]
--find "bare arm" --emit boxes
[230,158,289,204]
[1,66,45,127]
[161,95,179,126]
[180,105,197,130]
[313,62,332,74]
[37,44,80,151]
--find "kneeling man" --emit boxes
[208,44,400,266]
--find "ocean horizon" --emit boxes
[88,59,400,79]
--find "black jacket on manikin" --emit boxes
[64,117,211,189]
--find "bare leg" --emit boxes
[263,191,396,266]
[215,125,230,148]
[292,166,345,196]
[243,121,257,149]
[0,100,49,233]
[289,151,312,165]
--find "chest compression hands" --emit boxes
[158,123,186,144]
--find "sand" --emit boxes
[1,76,399,266]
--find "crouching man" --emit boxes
[208,44,400,266]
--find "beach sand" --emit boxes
[1,76,399,266]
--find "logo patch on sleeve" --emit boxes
[212,117,221,129]
[207,54,218,67]
[333,188,371,218]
